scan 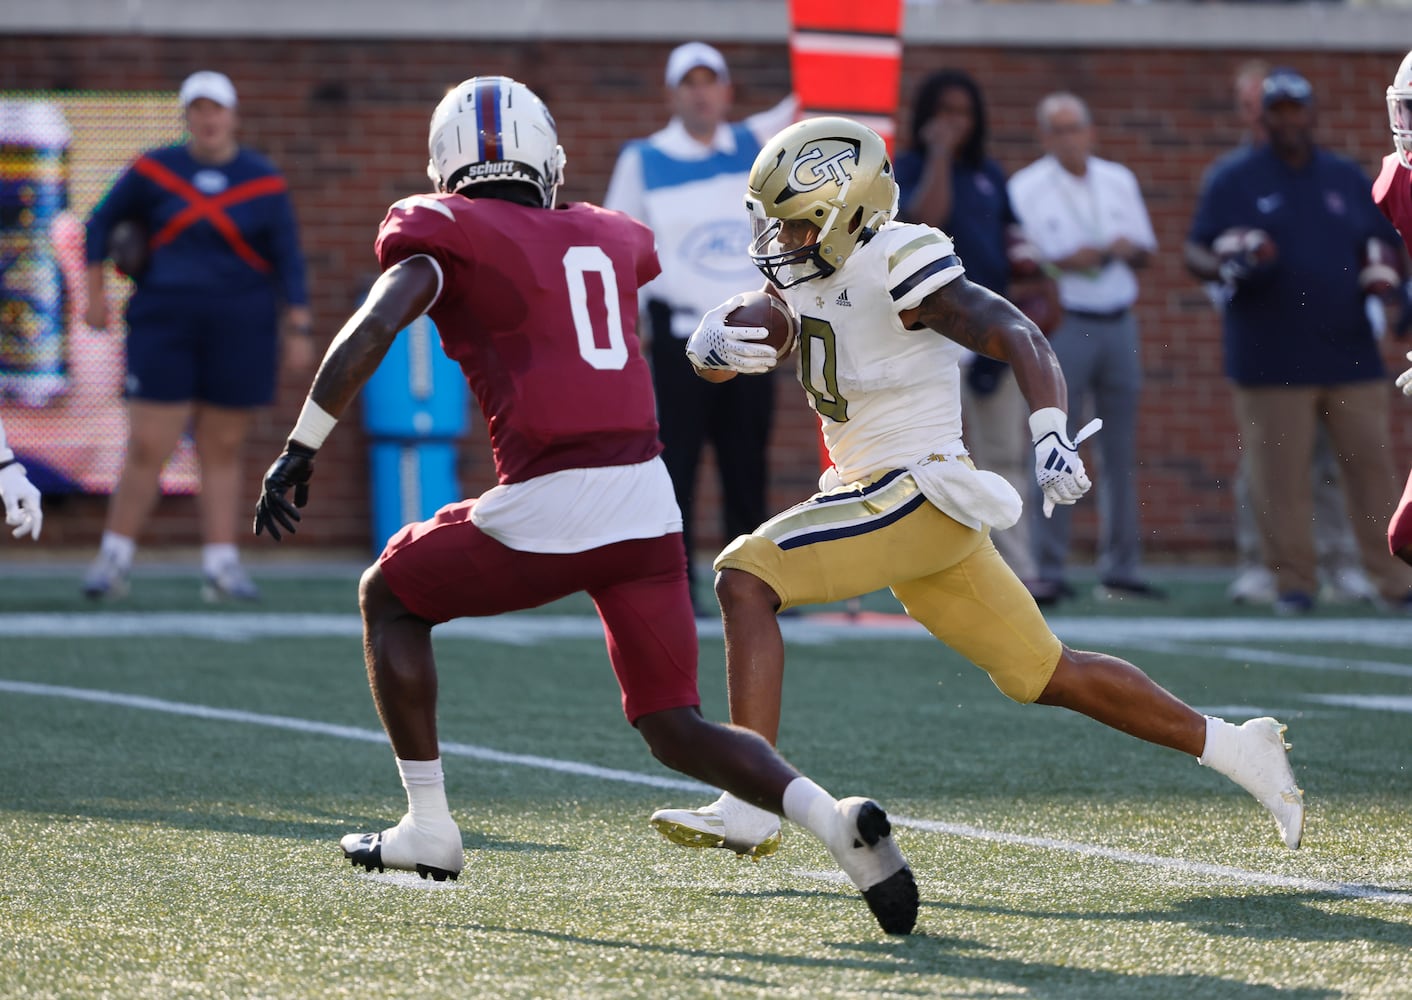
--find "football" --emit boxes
[107,219,149,279]
[726,290,799,363]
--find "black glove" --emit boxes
[966,355,1010,397]
[254,441,317,541]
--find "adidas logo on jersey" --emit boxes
[834,289,852,307]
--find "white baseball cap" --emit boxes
[665,42,729,88]
[179,71,238,109]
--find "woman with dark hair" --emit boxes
[895,69,1054,597]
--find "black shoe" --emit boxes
[1273,591,1314,616]
[1095,578,1167,600]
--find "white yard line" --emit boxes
[2,677,1409,906]
[891,818,1412,905]
[3,611,1412,657]
[1119,638,1412,679]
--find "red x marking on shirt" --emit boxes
[135,155,287,274]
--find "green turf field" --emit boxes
[2,570,1410,998]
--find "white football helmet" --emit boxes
[744,116,898,288]
[427,76,566,207]
[1388,50,1412,170]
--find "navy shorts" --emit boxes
[124,286,279,407]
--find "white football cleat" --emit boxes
[340,814,464,881]
[1211,717,1305,849]
[825,797,918,935]
[650,792,782,860]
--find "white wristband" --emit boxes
[291,398,338,450]
[1028,407,1069,443]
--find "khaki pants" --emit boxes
[1234,381,1412,601]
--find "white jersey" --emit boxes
[777,221,967,483]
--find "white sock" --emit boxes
[396,757,453,829]
[100,532,136,567]
[202,543,239,575]
[782,777,840,843]
[1197,716,1240,775]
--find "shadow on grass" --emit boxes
[445,919,1337,998]
[927,889,1412,948]
[7,801,571,854]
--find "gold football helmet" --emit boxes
[745,116,898,288]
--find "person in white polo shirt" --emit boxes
[604,42,795,614]
[1008,92,1160,604]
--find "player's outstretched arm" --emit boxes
[904,276,1067,414]
[254,256,441,541]
[904,276,1095,517]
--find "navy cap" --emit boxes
[1262,68,1313,109]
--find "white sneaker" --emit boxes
[340,814,464,881]
[650,792,783,860]
[825,797,918,935]
[1226,566,1276,605]
[1319,566,1379,605]
[81,550,130,600]
[202,560,260,602]
[1219,718,1305,849]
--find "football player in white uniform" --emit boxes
[659,116,1305,857]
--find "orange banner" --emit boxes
[789,0,903,152]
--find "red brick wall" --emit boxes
[6,36,1407,559]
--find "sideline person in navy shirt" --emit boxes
[1185,67,1412,614]
[81,71,314,602]
[894,68,1047,596]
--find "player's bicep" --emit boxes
[905,277,1025,359]
[367,255,442,330]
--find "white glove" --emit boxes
[1030,408,1100,518]
[1397,351,1412,397]
[685,296,778,375]
[0,458,43,540]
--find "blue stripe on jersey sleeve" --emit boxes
[889,254,961,302]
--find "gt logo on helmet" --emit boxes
[789,143,859,194]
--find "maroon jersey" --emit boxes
[1374,152,1412,256]
[376,194,663,484]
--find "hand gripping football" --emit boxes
[726,290,799,363]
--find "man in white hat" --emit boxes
[604,43,794,614]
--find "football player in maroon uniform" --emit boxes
[252,77,917,935]
[1376,50,1412,565]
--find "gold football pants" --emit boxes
[714,469,1062,703]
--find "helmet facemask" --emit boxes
[1388,51,1412,170]
[745,117,897,289]
[1389,92,1412,171]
